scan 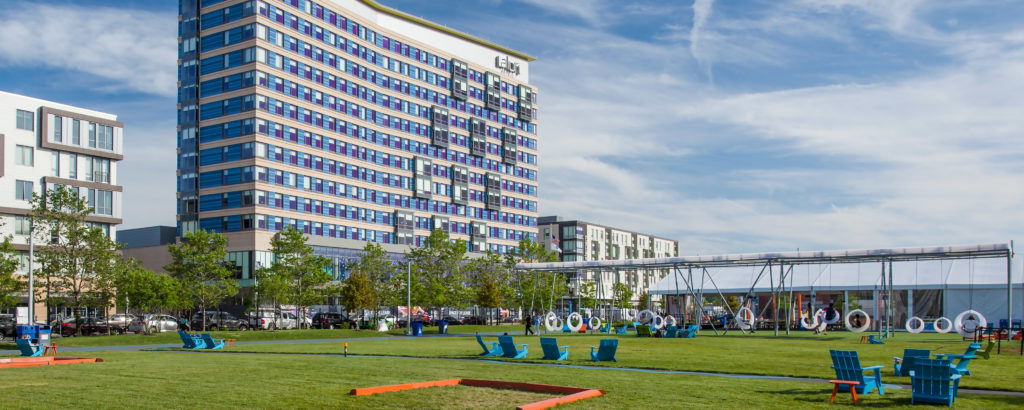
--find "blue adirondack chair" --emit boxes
[615,325,627,335]
[600,323,611,333]
[680,324,699,338]
[540,337,569,361]
[910,358,961,407]
[201,333,226,350]
[16,338,43,357]
[868,335,885,344]
[178,330,206,349]
[935,343,980,376]
[664,326,678,338]
[590,339,618,362]
[498,335,528,359]
[475,334,502,356]
[636,325,653,337]
[561,322,572,333]
[829,350,885,395]
[894,348,931,377]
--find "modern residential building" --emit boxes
[0,90,124,321]
[118,226,178,274]
[177,0,539,283]
[537,216,678,305]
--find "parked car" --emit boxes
[128,314,179,334]
[190,311,248,331]
[60,317,107,336]
[431,316,461,326]
[249,310,298,330]
[0,314,14,339]
[396,314,431,327]
[312,312,353,329]
[462,316,487,325]
[106,314,137,329]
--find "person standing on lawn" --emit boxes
[525,313,535,335]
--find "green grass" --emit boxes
[0,324,522,349]
[0,349,1021,408]
[224,330,1024,392]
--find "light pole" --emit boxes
[405,262,411,336]
[27,217,34,324]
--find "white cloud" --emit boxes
[0,3,176,97]
[689,0,715,81]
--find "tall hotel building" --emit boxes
[177,0,539,279]
[0,91,124,321]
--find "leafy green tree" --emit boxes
[468,251,505,325]
[114,259,184,333]
[726,296,741,313]
[405,229,467,317]
[30,186,122,335]
[503,238,558,312]
[254,264,291,315]
[165,229,239,330]
[264,227,332,328]
[0,234,22,309]
[348,242,398,321]
[339,271,374,329]
[579,281,597,313]
[635,290,650,311]
[612,283,634,311]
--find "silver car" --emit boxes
[106,314,137,329]
[128,314,179,334]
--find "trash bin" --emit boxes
[37,325,51,346]
[437,320,448,334]
[411,321,423,336]
[16,325,38,342]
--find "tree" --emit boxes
[405,229,467,317]
[635,290,650,311]
[612,283,634,312]
[348,242,398,322]
[578,281,597,313]
[503,238,558,313]
[264,227,332,328]
[30,186,121,335]
[165,229,239,331]
[114,259,185,333]
[468,252,505,325]
[0,234,22,309]
[338,272,374,329]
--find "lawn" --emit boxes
[222,330,1024,392]
[0,324,522,349]
[0,349,1021,408]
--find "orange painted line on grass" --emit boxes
[459,379,586,394]
[0,357,102,369]
[517,389,605,410]
[349,378,461,396]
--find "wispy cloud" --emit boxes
[689,0,715,82]
[0,2,176,97]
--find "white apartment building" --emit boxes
[0,91,124,320]
[537,216,677,306]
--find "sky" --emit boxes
[0,0,1022,255]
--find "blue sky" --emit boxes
[1,0,1022,254]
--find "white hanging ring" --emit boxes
[801,310,821,330]
[735,307,754,330]
[821,308,841,325]
[652,315,665,329]
[637,309,655,324]
[954,310,986,338]
[566,312,583,332]
[544,311,559,332]
[664,315,677,327]
[933,317,953,333]
[905,316,926,334]
[588,317,601,330]
[844,309,871,333]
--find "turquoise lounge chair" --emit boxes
[475,334,502,356]
[540,337,569,361]
[664,326,678,338]
[201,333,225,350]
[636,325,652,337]
[16,338,43,357]
[590,339,618,362]
[935,343,980,376]
[600,323,611,333]
[910,358,961,407]
[498,335,528,359]
[561,322,572,333]
[680,324,698,338]
[178,330,206,349]
[615,325,627,335]
[868,335,885,344]
[894,348,931,377]
[829,350,885,395]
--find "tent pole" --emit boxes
[773,261,780,336]
[787,264,795,335]
[888,259,894,338]
[1008,243,1014,332]
[700,268,719,335]
[704,268,736,335]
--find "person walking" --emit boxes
[525,313,534,335]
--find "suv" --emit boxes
[312,312,352,329]
[0,314,14,339]
[128,314,179,334]
[249,310,298,330]
[190,311,248,331]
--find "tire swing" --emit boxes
[566,312,584,332]
[800,309,820,330]
[933,317,953,333]
[588,317,602,331]
[735,307,754,330]
[820,307,840,332]
[637,309,656,325]
[544,311,561,332]
[844,309,871,333]
[652,315,665,330]
[664,315,677,328]
[905,316,926,334]
[954,310,986,338]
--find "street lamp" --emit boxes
[27,217,35,325]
